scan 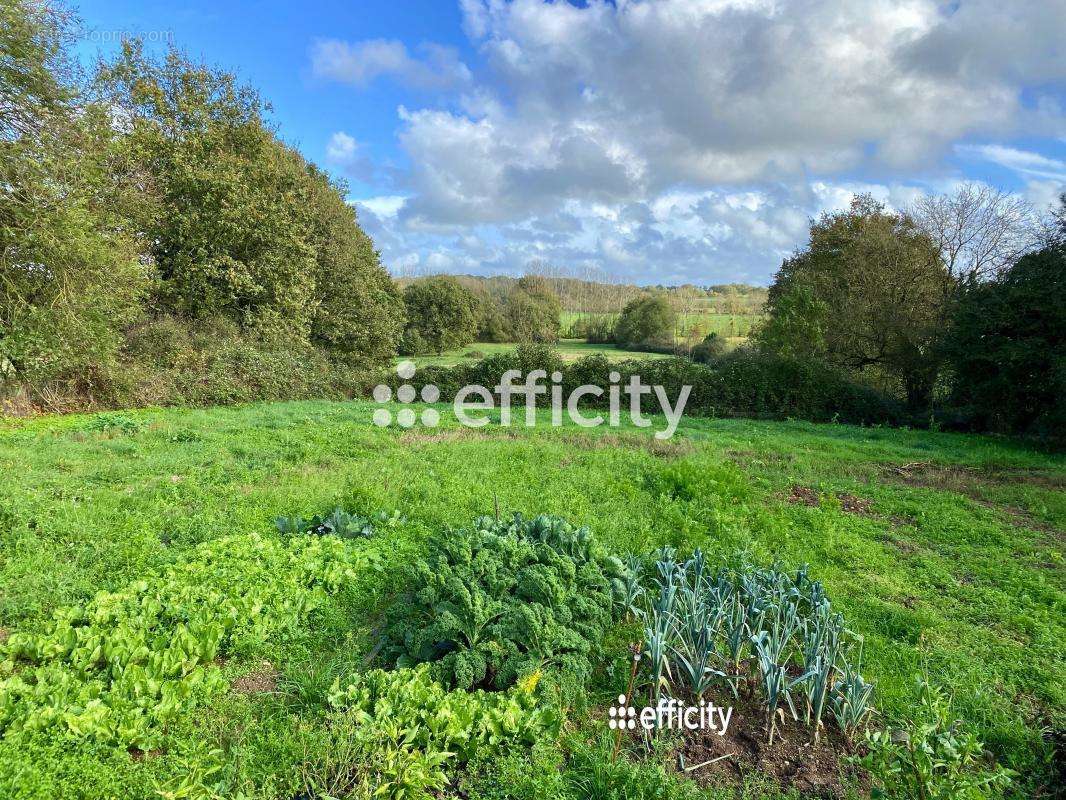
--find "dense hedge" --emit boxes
[388,346,906,427]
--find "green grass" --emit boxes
[0,401,1062,797]
[401,338,673,368]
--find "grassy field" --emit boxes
[0,402,1062,797]
[401,339,674,368]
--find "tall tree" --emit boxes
[944,243,1065,438]
[758,196,950,408]
[1,2,148,399]
[910,183,1041,284]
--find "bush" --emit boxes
[614,296,676,349]
[401,276,482,355]
[383,514,628,690]
[400,348,903,427]
[862,678,1014,799]
[690,333,727,364]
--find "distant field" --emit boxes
[401,339,673,368]
[561,311,762,339]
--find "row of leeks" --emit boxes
[628,549,874,745]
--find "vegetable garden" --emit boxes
[0,400,1061,799]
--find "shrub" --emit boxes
[614,296,676,349]
[690,333,727,364]
[383,514,628,690]
[401,276,482,355]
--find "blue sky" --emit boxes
[74,0,1066,285]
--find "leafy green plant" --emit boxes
[318,664,560,800]
[862,678,1014,799]
[275,507,401,539]
[384,513,630,690]
[0,533,370,751]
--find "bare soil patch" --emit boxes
[676,691,867,798]
[231,661,278,695]
[788,486,875,516]
[0,628,8,645]
[788,485,821,507]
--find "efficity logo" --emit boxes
[608,694,733,736]
[372,361,691,439]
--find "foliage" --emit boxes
[275,506,402,539]
[401,276,482,355]
[0,532,368,753]
[862,678,1015,800]
[304,164,405,367]
[505,276,562,343]
[384,514,628,690]
[0,9,148,400]
[943,244,1066,441]
[757,195,951,409]
[635,552,874,744]
[690,333,727,364]
[322,664,560,799]
[615,295,677,349]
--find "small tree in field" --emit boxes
[401,276,481,355]
[614,295,676,349]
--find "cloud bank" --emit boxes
[321,0,1066,284]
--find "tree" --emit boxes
[402,276,481,354]
[944,243,1065,438]
[505,274,561,343]
[96,43,319,337]
[1,2,148,400]
[911,183,1041,284]
[304,165,405,367]
[757,196,950,409]
[614,295,676,349]
[0,0,72,140]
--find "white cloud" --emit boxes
[326,131,358,163]
[957,144,1066,180]
[311,38,471,90]
[319,0,1066,283]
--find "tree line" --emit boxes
[1,2,403,409]
[755,189,1064,438]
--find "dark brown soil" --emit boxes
[837,492,874,516]
[788,485,821,507]
[231,660,278,695]
[127,747,163,761]
[676,691,867,798]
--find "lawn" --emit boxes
[0,401,1062,798]
[401,338,674,368]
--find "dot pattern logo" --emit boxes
[608,694,637,730]
[372,360,441,428]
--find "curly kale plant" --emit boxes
[384,514,629,690]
